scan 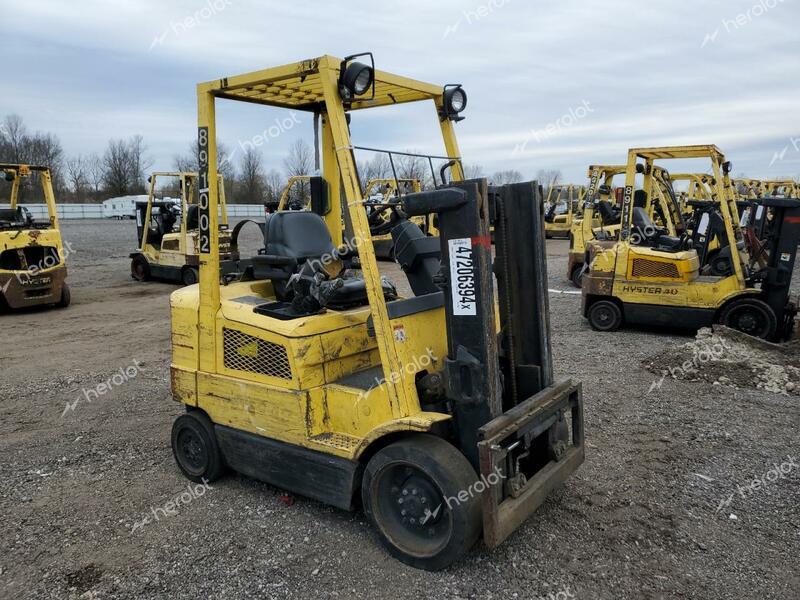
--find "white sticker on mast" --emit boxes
[448,238,477,316]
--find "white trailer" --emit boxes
[102,195,148,219]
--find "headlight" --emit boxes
[339,60,374,101]
[442,84,467,121]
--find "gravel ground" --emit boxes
[1,219,798,600]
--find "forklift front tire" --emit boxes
[55,283,71,309]
[361,434,482,571]
[719,297,777,340]
[570,266,583,289]
[181,267,199,286]
[588,300,622,332]
[131,256,150,281]
[171,412,226,484]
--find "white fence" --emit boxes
[0,203,267,220]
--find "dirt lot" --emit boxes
[1,219,798,600]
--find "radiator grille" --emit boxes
[223,328,292,379]
[631,258,680,279]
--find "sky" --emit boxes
[3,0,799,184]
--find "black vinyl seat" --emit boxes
[251,211,395,310]
[632,207,682,251]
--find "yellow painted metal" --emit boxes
[179,55,470,462]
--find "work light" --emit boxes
[442,84,467,121]
[338,58,374,101]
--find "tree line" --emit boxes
[0,113,562,205]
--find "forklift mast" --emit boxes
[759,198,800,339]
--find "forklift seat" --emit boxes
[632,207,682,251]
[253,211,395,310]
[186,205,199,230]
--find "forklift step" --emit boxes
[310,432,361,452]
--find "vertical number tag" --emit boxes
[197,126,211,254]
[448,238,476,316]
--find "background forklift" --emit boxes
[0,163,70,311]
[130,171,232,286]
[168,54,584,570]
[567,165,680,288]
[544,184,586,238]
[582,145,800,341]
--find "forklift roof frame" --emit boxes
[621,145,745,286]
[0,163,59,229]
[196,55,465,417]
[138,171,228,253]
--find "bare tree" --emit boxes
[264,168,285,206]
[490,170,524,185]
[65,155,88,200]
[463,163,485,179]
[101,136,153,196]
[283,139,313,203]
[535,169,562,190]
[237,147,265,204]
[102,139,131,196]
[357,154,392,191]
[86,153,104,196]
[1,114,27,163]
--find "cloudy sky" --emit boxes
[4,0,799,183]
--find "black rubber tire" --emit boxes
[588,300,623,332]
[361,434,483,571]
[131,256,150,281]
[181,267,199,286]
[55,282,71,308]
[171,411,226,484]
[719,297,777,340]
[570,265,583,289]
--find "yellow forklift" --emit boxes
[168,54,584,570]
[276,175,312,211]
[582,145,800,341]
[0,163,70,311]
[130,171,233,286]
[567,165,680,288]
[543,184,586,238]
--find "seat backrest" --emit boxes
[265,211,336,260]
[597,200,617,225]
[186,205,199,230]
[0,207,28,223]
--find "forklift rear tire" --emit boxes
[588,300,623,332]
[570,266,583,289]
[719,297,777,340]
[55,283,71,308]
[361,434,482,571]
[171,412,226,484]
[131,256,150,281]
[181,267,199,286]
